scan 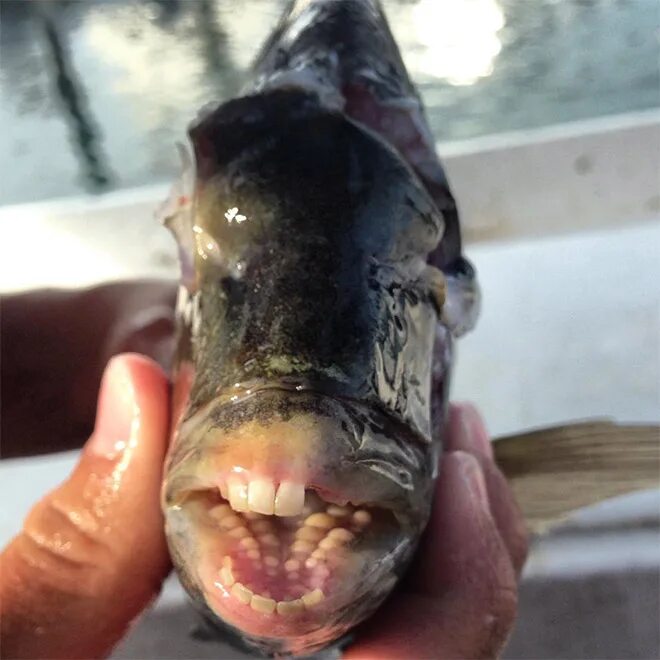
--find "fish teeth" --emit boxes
[248,477,276,515]
[228,477,249,512]
[275,481,305,516]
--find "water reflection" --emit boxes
[0,0,658,205]
[41,11,112,191]
[408,0,504,85]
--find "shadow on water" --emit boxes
[40,6,113,192]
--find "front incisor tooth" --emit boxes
[250,594,276,614]
[277,599,305,616]
[248,478,276,515]
[305,513,335,529]
[228,478,249,512]
[231,582,253,604]
[302,588,325,608]
[275,481,305,516]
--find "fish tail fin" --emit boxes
[493,422,660,533]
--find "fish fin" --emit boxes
[493,421,660,534]
[440,257,480,337]
[158,143,196,290]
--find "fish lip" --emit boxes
[164,386,434,524]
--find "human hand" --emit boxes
[1,343,526,659]
[1,281,176,458]
[0,354,172,658]
[345,403,529,659]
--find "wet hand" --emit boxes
[0,355,172,658]
[345,403,529,659]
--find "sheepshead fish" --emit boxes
[160,0,480,655]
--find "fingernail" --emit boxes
[455,402,493,459]
[454,451,490,513]
[87,356,138,457]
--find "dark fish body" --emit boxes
[161,1,479,655]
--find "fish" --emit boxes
[158,0,658,657]
[159,1,478,655]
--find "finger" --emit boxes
[346,451,517,659]
[447,403,529,575]
[1,280,176,459]
[0,354,171,659]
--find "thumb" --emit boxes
[0,354,171,659]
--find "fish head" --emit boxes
[161,89,449,655]
[163,388,437,655]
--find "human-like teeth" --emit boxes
[231,582,252,604]
[209,503,233,520]
[228,478,249,512]
[302,588,325,608]
[248,478,275,515]
[277,599,304,615]
[328,528,354,543]
[352,509,372,526]
[250,594,276,614]
[295,526,325,543]
[220,565,235,587]
[275,481,305,516]
[327,504,350,517]
[305,513,335,529]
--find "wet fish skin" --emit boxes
[161,1,477,656]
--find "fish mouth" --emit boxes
[174,487,402,643]
[163,390,430,651]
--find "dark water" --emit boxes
[1,0,658,205]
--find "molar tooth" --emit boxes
[219,514,242,530]
[228,478,249,512]
[295,527,325,543]
[264,556,279,567]
[292,540,314,555]
[258,533,279,547]
[228,526,250,539]
[327,505,351,517]
[251,595,276,614]
[284,559,300,572]
[305,513,335,529]
[251,520,274,534]
[319,537,338,551]
[275,481,305,516]
[352,510,372,526]
[231,582,253,604]
[240,537,258,549]
[209,504,233,520]
[248,478,275,515]
[328,528,354,543]
[302,588,325,608]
